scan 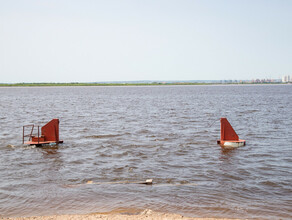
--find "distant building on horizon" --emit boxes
[251,78,278,83]
[282,75,292,83]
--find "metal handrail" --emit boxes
[23,125,41,144]
[23,125,34,144]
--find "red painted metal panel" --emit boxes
[41,119,59,143]
[220,118,239,141]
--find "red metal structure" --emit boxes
[23,119,63,146]
[217,118,245,148]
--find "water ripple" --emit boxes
[0,85,291,219]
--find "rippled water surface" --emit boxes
[0,85,291,219]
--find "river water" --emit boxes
[0,85,291,219]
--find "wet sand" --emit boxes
[5,209,241,220]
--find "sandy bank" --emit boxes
[5,209,242,220]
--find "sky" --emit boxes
[0,0,291,83]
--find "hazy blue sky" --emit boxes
[0,0,291,83]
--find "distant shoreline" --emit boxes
[0,82,286,87]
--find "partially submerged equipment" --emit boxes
[23,119,63,146]
[66,179,198,188]
[86,179,153,185]
[217,118,245,148]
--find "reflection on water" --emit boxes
[0,85,291,219]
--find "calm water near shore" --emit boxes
[0,85,291,219]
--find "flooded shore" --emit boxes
[1,85,291,219]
